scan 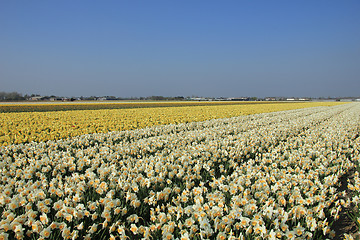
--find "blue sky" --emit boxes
[1,1,359,98]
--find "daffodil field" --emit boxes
[0,101,294,113]
[0,102,341,146]
[1,102,360,239]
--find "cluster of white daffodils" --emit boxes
[0,103,359,240]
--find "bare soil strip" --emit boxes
[332,169,360,239]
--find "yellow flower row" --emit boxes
[0,102,342,146]
[0,101,314,113]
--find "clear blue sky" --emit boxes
[1,1,359,98]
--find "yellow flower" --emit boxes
[61,227,71,239]
[40,227,51,238]
[184,218,194,228]
[217,232,226,240]
[0,233,9,240]
[285,230,295,239]
[88,224,98,234]
[130,224,138,234]
[294,224,305,236]
[40,213,49,225]
[180,231,190,240]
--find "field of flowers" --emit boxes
[0,101,286,113]
[0,102,342,146]
[0,103,359,239]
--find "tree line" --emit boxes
[0,92,26,101]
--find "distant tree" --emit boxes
[148,96,166,100]
[174,96,185,100]
[106,96,117,100]
[0,91,25,101]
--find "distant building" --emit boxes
[190,97,208,101]
[228,97,250,101]
[339,98,355,102]
[29,96,44,101]
[50,97,63,101]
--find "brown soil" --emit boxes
[331,168,360,239]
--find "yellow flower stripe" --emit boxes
[0,101,306,113]
[0,102,342,145]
